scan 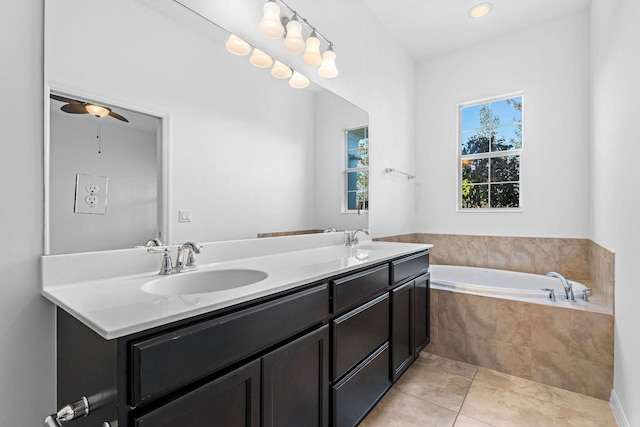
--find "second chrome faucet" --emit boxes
[150,242,202,275]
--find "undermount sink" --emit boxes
[355,244,381,251]
[142,269,269,295]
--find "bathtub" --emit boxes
[430,264,588,302]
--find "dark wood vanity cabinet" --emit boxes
[55,249,429,427]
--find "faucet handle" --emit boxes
[541,288,556,302]
[159,248,173,275]
[577,288,593,302]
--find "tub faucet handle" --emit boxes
[541,288,556,302]
[578,287,593,302]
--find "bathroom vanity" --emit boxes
[43,240,430,427]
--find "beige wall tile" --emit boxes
[496,299,531,346]
[466,295,497,339]
[465,336,497,370]
[530,305,571,356]
[531,350,574,391]
[438,329,467,361]
[495,342,532,379]
[570,311,614,366]
[439,291,467,334]
[569,358,613,400]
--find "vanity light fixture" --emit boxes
[259,0,285,38]
[318,44,339,78]
[225,34,251,55]
[249,48,273,68]
[271,60,293,79]
[302,30,323,66]
[284,14,305,54]
[289,71,310,89]
[468,2,493,19]
[258,0,338,78]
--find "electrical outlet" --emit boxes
[75,173,108,215]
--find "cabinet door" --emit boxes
[133,359,260,427]
[263,325,329,427]
[391,280,414,381]
[413,273,430,356]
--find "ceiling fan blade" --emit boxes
[108,110,129,122]
[61,103,89,114]
[50,94,82,104]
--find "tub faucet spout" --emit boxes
[546,272,575,302]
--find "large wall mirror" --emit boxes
[45,0,369,254]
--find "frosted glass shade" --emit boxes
[225,34,251,56]
[249,48,273,68]
[289,71,310,89]
[271,61,292,79]
[284,20,304,54]
[259,1,284,38]
[85,104,110,117]
[318,49,339,78]
[302,36,322,66]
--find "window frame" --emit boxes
[343,125,369,214]
[457,91,524,212]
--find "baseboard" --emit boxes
[610,389,630,427]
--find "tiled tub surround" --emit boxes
[377,233,615,312]
[376,233,615,400]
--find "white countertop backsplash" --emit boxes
[42,234,432,340]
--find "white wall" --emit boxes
[314,91,369,231]
[590,0,640,424]
[49,110,159,253]
[4,1,414,423]
[0,1,56,426]
[185,0,418,238]
[415,11,591,238]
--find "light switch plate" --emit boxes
[74,173,108,214]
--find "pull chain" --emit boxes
[96,118,102,154]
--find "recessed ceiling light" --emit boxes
[468,2,493,19]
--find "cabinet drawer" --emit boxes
[332,293,389,380]
[391,251,429,285]
[130,284,329,405]
[331,264,389,313]
[134,359,260,427]
[332,343,390,427]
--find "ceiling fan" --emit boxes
[50,94,129,122]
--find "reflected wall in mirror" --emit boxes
[48,93,163,254]
[45,0,369,254]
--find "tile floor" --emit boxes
[361,352,617,427]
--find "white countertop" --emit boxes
[42,238,431,340]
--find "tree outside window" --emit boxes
[459,94,523,209]
[346,126,369,212]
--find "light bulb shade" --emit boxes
[302,36,322,66]
[289,71,310,89]
[85,104,110,117]
[259,1,284,38]
[225,34,251,56]
[318,49,339,78]
[271,60,293,79]
[284,20,304,53]
[249,48,273,68]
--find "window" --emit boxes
[459,93,523,210]
[345,126,369,213]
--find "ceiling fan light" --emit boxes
[85,104,110,117]
[289,71,310,89]
[318,48,338,78]
[468,3,493,18]
[259,0,284,38]
[225,34,251,56]
[250,48,273,68]
[284,19,305,54]
[302,34,322,66]
[271,60,293,79]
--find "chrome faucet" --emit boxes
[546,271,575,302]
[175,242,201,272]
[345,228,370,246]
